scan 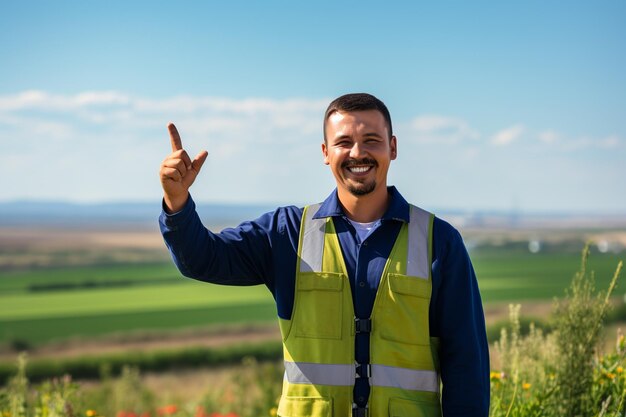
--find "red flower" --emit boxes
[195,407,208,417]
[157,405,178,416]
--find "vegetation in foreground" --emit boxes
[490,246,623,416]
[0,356,283,417]
[0,246,624,416]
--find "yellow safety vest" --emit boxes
[277,204,442,417]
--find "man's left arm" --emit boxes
[431,220,490,416]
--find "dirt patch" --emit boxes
[0,228,163,250]
[0,227,170,269]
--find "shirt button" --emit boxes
[359,282,365,288]
[363,241,368,246]
[358,396,365,402]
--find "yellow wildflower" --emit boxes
[522,382,531,390]
[4,412,12,417]
[490,371,501,380]
[269,407,278,417]
[86,411,97,417]
[606,372,616,380]
[617,366,624,374]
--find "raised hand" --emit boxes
[159,123,208,213]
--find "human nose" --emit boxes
[349,142,366,158]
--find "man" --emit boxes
[159,93,489,416]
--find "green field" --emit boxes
[0,262,180,293]
[0,247,623,346]
[473,248,623,302]
[1,280,271,321]
[0,302,277,345]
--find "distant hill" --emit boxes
[1,200,625,230]
[0,200,278,229]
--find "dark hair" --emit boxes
[323,93,393,142]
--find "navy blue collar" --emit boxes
[312,186,410,223]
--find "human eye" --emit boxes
[365,137,382,144]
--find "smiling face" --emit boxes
[322,110,397,198]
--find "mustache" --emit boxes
[341,158,378,168]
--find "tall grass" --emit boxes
[0,355,283,417]
[491,245,623,417]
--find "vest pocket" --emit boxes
[278,396,332,417]
[295,272,344,340]
[389,397,442,417]
[380,273,430,346]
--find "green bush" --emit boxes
[490,245,623,417]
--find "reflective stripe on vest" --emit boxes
[284,360,439,392]
[407,205,431,279]
[300,204,430,277]
[299,203,324,273]
[284,361,354,386]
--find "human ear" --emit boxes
[322,142,330,165]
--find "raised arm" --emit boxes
[159,123,209,213]
[158,123,275,288]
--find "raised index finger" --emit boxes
[167,122,183,152]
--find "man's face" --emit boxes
[322,110,397,197]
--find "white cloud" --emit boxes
[538,130,560,144]
[74,91,131,106]
[0,90,132,112]
[402,114,480,144]
[0,91,331,203]
[565,134,621,150]
[0,90,328,144]
[491,124,524,146]
[1,91,624,211]
[599,135,621,149]
[536,129,622,151]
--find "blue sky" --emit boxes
[1,1,625,212]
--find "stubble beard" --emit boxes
[347,179,377,196]
[342,157,378,197]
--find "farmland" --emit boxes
[1,219,626,414]
[1,224,624,349]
